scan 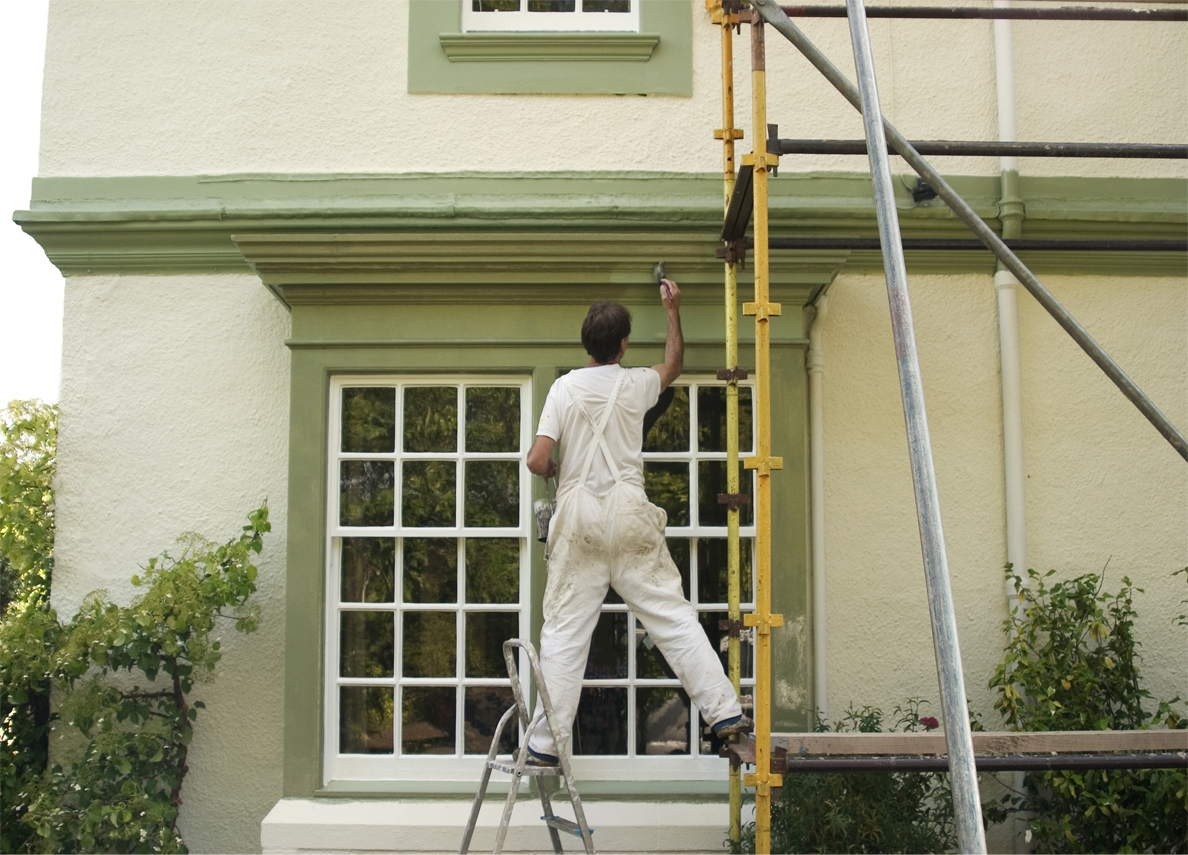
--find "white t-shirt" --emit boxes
[536,364,662,495]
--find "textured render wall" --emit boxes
[54,274,291,854]
[819,272,1188,726]
[37,0,1186,178]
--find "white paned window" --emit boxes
[324,376,531,783]
[462,0,639,33]
[569,377,757,781]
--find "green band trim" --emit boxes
[438,32,659,62]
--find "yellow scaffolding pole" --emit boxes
[741,15,783,855]
[707,1,745,847]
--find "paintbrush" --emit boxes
[652,261,671,299]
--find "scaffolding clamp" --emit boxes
[743,301,783,321]
[714,128,745,140]
[744,612,784,637]
[718,617,745,638]
[716,240,748,266]
[706,0,743,30]
[744,455,784,476]
[742,152,780,174]
[718,492,751,512]
[716,367,749,383]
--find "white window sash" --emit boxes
[461,1,639,33]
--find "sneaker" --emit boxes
[522,746,560,767]
[712,715,754,738]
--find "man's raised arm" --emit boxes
[651,279,683,391]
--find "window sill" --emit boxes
[439,32,660,63]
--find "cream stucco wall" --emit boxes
[37,0,1187,179]
[819,271,1188,726]
[54,273,291,853]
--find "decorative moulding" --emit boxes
[438,32,660,63]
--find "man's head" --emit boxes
[581,301,632,364]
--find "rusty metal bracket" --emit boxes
[716,367,749,383]
[715,239,748,267]
[718,493,752,512]
[718,617,745,638]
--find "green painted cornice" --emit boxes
[14,171,1187,283]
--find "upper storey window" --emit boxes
[463,1,639,32]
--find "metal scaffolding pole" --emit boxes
[747,0,1188,462]
[708,2,747,847]
[772,139,1188,158]
[841,0,986,848]
[744,16,785,854]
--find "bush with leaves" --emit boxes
[1,401,59,853]
[1,505,270,854]
[736,700,957,854]
[986,565,1187,853]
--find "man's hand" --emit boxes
[652,279,684,390]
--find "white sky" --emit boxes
[1,0,61,406]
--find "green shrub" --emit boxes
[737,701,957,854]
[986,565,1187,853]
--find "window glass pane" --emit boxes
[342,387,396,453]
[637,686,690,755]
[340,461,395,527]
[573,687,626,755]
[403,612,457,678]
[404,387,458,453]
[643,385,689,452]
[584,611,628,679]
[341,538,395,603]
[340,686,394,754]
[644,462,689,526]
[465,687,517,755]
[697,538,754,605]
[340,611,394,678]
[403,686,456,754]
[697,386,753,454]
[466,538,519,604]
[466,612,519,678]
[403,538,458,604]
[466,387,520,452]
[667,537,691,600]
[474,0,520,9]
[635,619,677,680]
[584,0,629,10]
[465,461,519,527]
[698,610,754,678]
[402,461,457,527]
[528,0,575,9]
[697,460,754,527]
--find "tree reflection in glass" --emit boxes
[697,385,753,454]
[403,612,457,678]
[404,387,457,452]
[466,387,520,453]
[341,538,395,603]
[402,687,455,754]
[643,385,689,452]
[698,461,754,527]
[465,612,519,678]
[584,612,627,679]
[465,687,516,755]
[342,387,396,453]
[698,537,754,605]
[341,611,394,678]
[573,687,626,755]
[340,686,394,754]
[402,461,456,527]
[637,686,690,755]
[340,461,395,526]
[465,538,519,604]
[465,461,518,527]
[403,538,457,604]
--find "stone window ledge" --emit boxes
[261,797,733,853]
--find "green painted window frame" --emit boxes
[280,318,811,798]
[408,0,693,95]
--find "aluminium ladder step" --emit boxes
[542,815,594,839]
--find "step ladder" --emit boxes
[460,638,594,855]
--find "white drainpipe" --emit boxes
[807,295,829,722]
[994,0,1028,589]
[994,7,1030,851]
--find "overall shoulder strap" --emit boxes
[566,370,628,485]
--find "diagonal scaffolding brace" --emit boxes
[747,0,1188,460]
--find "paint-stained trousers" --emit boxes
[527,482,742,757]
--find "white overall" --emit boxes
[527,372,743,758]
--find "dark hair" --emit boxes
[581,301,632,364]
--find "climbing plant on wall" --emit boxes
[0,418,270,855]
